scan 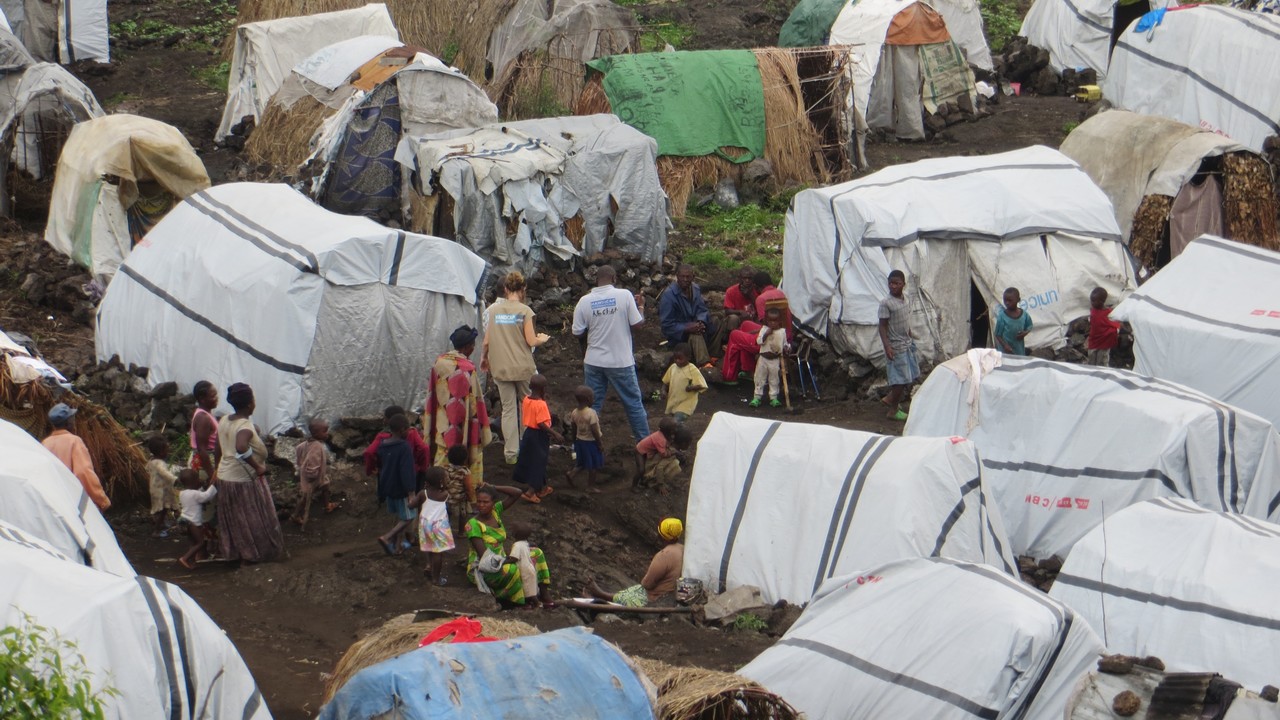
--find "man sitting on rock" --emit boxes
[658,264,717,367]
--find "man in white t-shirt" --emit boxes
[572,265,651,442]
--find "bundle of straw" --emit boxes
[634,657,801,720]
[322,614,540,702]
[1222,151,1280,252]
[0,361,148,501]
[1128,194,1174,268]
[244,95,334,173]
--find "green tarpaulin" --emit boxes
[779,0,849,47]
[587,50,765,163]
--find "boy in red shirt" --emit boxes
[513,374,563,503]
[1087,287,1123,367]
[634,418,692,495]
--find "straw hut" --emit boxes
[226,0,514,83]
[1061,110,1279,270]
[576,46,855,217]
[324,613,800,720]
[486,0,639,119]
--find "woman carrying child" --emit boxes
[410,467,454,585]
[466,485,555,608]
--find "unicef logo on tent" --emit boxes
[1019,290,1059,310]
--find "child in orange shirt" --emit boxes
[512,374,564,503]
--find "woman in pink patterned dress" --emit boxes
[425,326,492,487]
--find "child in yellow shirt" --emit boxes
[662,343,708,424]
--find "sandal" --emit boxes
[537,486,555,498]
[178,557,196,570]
[520,491,542,504]
[377,537,395,556]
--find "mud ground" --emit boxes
[0,0,1084,715]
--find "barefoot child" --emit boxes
[409,467,454,585]
[994,287,1032,356]
[1086,287,1122,366]
[145,436,179,538]
[634,419,692,495]
[291,418,336,528]
[750,309,786,408]
[564,386,604,492]
[663,343,708,423]
[512,374,564,503]
[371,414,419,556]
[177,470,217,569]
[443,445,476,533]
[878,270,919,420]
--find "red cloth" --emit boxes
[364,428,430,475]
[723,283,757,318]
[1088,307,1121,350]
[754,287,793,341]
[419,617,497,646]
[723,327,760,379]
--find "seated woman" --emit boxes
[585,518,684,607]
[466,485,555,608]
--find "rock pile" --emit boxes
[0,229,97,325]
[991,36,1097,96]
[1017,554,1062,592]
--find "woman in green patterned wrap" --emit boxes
[466,485,554,607]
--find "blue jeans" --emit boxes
[584,364,651,443]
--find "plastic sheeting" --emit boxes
[781,146,1133,363]
[293,34,403,92]
[1018,0,1169,76]
[0,0,108,63]
[826,0,981,141]
[320,627,656,719]
[0,418,133,576]
[95,183,488,434]
[684,413,1016,605]
[216,4,398,141]
[1106,5,1280,151]
[397,114,668,271]
[487,0,636,89]
[1051,498,1280,692]
[1112,235,1280,430]
[905,351,1280,559]
[0,523,270,720]
[45,114,210,280]
[1060,110,1244,240]
[0,61,102,190]
[740,557,1105,720]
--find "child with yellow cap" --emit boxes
[585,518,685,607]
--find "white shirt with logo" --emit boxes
[572,285,643,368]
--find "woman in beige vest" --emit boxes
[482,271,550,464]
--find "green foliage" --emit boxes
[684,246,738,270]
[109,0,235,50]
[510,68,570,118]
[682,202,785,279]
[190,61,230,92]
[732,613,768,632]
[638,22,696,51]
[980,0,1023,53]
[1061,120,1080,135]
[102,92,135,108]
[440,38,461,66]
[0,616,117,719]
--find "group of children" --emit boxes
[877,270,1127,418]
[144,435,218,570]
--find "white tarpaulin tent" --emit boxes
[0,418,132,576]
[684,413,1016,605]
[216,4,399,141]
[45,114,211,281]
[1106,4,1280,151]
[807,0,986,140]
[395,114,669,272]
[1059,109,1246,245]
[740,557,1105,719]
[1019,0,1171,77]
[0,0,108,63]
[905,351,1280,559]
[1112,235,1280,430]
[0,523,270,719]
[1051,498,1280,693]
[95,183,488,435]
[782,145,1135,365]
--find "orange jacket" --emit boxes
[42,429,110,511]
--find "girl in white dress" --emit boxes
[411,467,455,585]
